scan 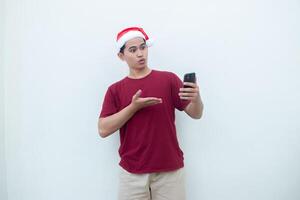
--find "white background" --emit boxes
[1,0,300,199]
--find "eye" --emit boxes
[140,44,146,50]
[129,48,136,53]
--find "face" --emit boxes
[118,37,148,69]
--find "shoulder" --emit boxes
[153,70,184,87]
[153,69,179,80]
[106,77,127,93]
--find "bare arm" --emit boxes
[179,82,204,119]
[98,103,138,138]
[98,89,162,138]
[184,95,204,119]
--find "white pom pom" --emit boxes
[146,38,154,47]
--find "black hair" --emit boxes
[119,44,125,54]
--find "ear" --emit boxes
[118,52,125,61]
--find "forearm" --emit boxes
[185,95,204,119]
[98,104,138,138]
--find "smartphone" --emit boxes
[183,72,196,88]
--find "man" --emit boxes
[98,27,204,200]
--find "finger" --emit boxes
[179,90,199,96]
[146,99,163,104]
[179,92,197,97]
[143,97,162,101]
[180,96,193,100]
[146,100,162,105]
[179,87,195,93]
[183,82,197,88]
[146,98,163,104]
[133,89,142,99]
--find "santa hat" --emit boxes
[116,27,154,50]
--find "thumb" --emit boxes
[133,89,142,99]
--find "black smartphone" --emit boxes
[183,72,196,88]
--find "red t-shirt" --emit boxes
[99,69,191,173]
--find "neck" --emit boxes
[128,66,151,79]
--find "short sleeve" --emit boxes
[99,85,118,118]
[171,72,191,111]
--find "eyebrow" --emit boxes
[128,42,146,50]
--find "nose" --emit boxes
[136,49,143,57]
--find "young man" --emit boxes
[98,27,204,200]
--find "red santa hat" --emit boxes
[116,27,154,50]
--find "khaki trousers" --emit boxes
[118,167,186,200]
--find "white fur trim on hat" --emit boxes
[116,31,145,49]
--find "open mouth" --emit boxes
[138,59,145,64]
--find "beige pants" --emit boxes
[118,167,186,200]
